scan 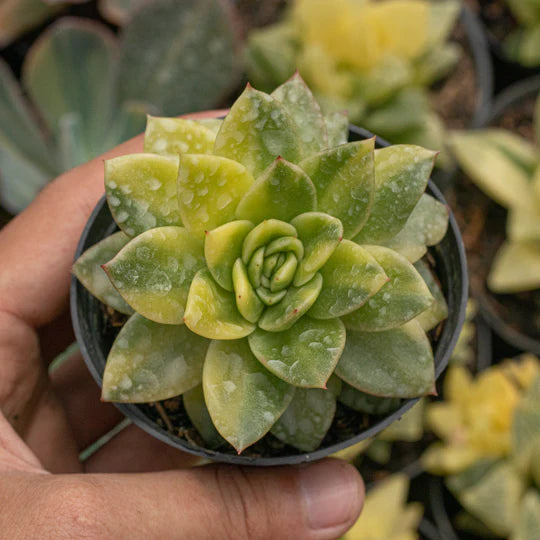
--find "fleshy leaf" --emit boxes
[195,118,223,135]
[414,260,448,331]
[102,313,209,402]
[300,140,375,238]
[271,73,328,155]
[232,259,265,323]
[213,85,302,178]
[258,273,323,332]
[235,157,317,224]
[105,154,181,237]
[513,490,540,540]
[203,339,295,453]
[343,245,433,331]
[103,226,205,324]
[271,387,336,451]
[205,220,254,291]
[291,212,343,286]
[338,380,401,414]
[183,384,225,449]
[248,316,345,387]
[336,320,435,398]
[354,145,436,244]
[144,117,216,156]
[325,111,349,147]
[381,194,449,262]
[177,154,254,235]
[184,269,256,339]
[309,240,388,319]
[241,219,297,264]
[73,231,134,315]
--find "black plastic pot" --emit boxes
[71,125,468,466]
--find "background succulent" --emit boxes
[74,75,450,454]
[504,0,540,67]
[450,92,540,294]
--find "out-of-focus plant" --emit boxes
[450,94,540,294]
[423,355,540,538]
[246,0,462,165]
[448,299,477,366]
[504,0,540,67]
[342,473,423,540]
[0,0,241,213]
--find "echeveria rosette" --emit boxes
[74,74,450,454]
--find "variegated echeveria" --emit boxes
[74,75,450,454]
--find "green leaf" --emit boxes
[513,490,540,540]
[271,387,336,451]
[194,118,223,135]
[235,157,317,224]
[427,0,460,46]
[103,226,205,324]
[177,154,254,235]
[102,313,209,402]
[203,338,295,453]
[354,145,436,244]
[414,260,448,332]
[258,273,323,332]
[325,111,349,147]
[73,231,134,315]
[144,116,216,156]
[291,212,343,286]
[336,320,435,398]
[309,240,388,319]
[248,316,345,388]
[271,73,328,155]
[213,85,302,178]
[232,259,264,323]
[117,0,240,116]
[241,219,297,264]
[184,269,256,339]
[505,25,540,67]
[205,220,254,291]
[98,0,147,26]
[105,153,181,237]
[300,140,375,238]
[183,384,225,449]
[23,19,118,157]
[508,198,540,243]
[337,380,401,414]
[381,194,449,262]
[488,241,540,293]
[343,245,433,332]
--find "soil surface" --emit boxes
[464,0,517,43]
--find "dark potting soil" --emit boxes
[464,0,517,44]
[493,92,537,142]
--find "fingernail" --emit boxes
[298,459,364,531]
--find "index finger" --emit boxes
[0,110,228,328]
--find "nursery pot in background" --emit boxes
[71,126,468,466]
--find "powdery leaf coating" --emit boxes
[184,269,256,339]
[203,339,295,453]
[102,313,209,402]
[336,320,435,398]
[235,157,317,224]
[343,245,433,331]
[271,73,328,155]
[249,316,345,387]
[144,116,216,156]
[325,111,349,147]
[381,193,449,262]
[241,219,297,263]
[414,260,448,332]
[195,118,223,135]
[310,240,388,319]
[271,387,336,451]
[104,226,205,324]
[177,154,254,235]
[291,212,343,286]
[204,220,254,292]
[300,140,375,238]
[354,145,436,244]
[258,273,323,332]
[72,231,133,314]
[337,380,401,414]
[213,85,302,178]
[105,153,181,237]
[183,384,225,449]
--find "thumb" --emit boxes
[42,458,364,539]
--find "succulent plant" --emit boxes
[450,94,540,294]
[423,355,540,538]
[0,0,241,214]
[74,74,450,454]
[504,0,540,66]
[245,0,462,164]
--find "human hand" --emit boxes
[0,110,364,539]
